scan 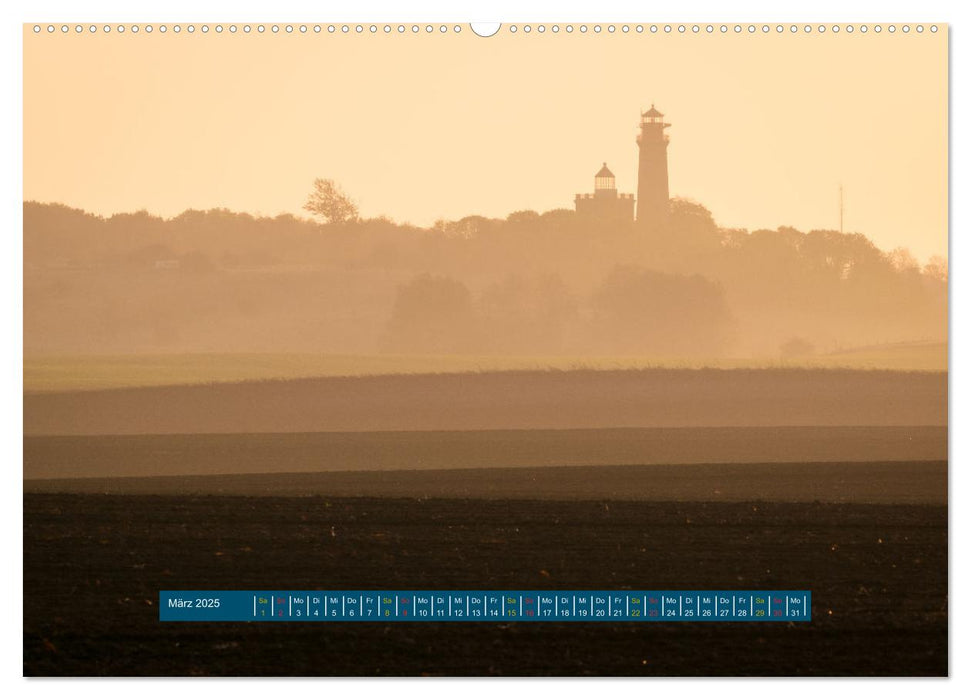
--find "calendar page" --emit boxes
[22,19,947,677]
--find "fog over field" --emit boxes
[25,201,947,361]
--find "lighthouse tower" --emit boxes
[636,105,671,230]
[574,163,634,223]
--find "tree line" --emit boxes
[23,193,946,357]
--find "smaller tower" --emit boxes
[594,163,617,195]
[575,163,635,223]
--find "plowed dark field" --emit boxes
[24,493,947,676]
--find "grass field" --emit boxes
[23,342,947,392]
[24,368,947,436]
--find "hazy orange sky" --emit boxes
[24,26,947,261]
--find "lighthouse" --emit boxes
[574,163,635,223]
[636,105,671,230]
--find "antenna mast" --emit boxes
[839,184,844,234]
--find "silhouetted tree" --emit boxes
[506,210,540,224]
[383,274,477,353]
[670,197,717,233]
[591,265,734,356]
[540,208,576,224]
[303,178,359,224]
[433,215,498,239]
[888,247,920,274]
[23,200,947,357]
[924,255,948,282]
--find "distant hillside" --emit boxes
[25,201,946,358]
[23,344,948,393]
[822,341,946,371]
[24,367,947,436]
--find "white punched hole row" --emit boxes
[31,23,940,36]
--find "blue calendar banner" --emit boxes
[160,590,811,622]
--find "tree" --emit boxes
[303,178,359,224]
[382,274,477,353]
[888,246,920,273]
[590,265,734,356]
[923,255,948,282]
[506,210,540,224]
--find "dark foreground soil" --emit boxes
[24,494,947,676]
[24,461,948,505]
